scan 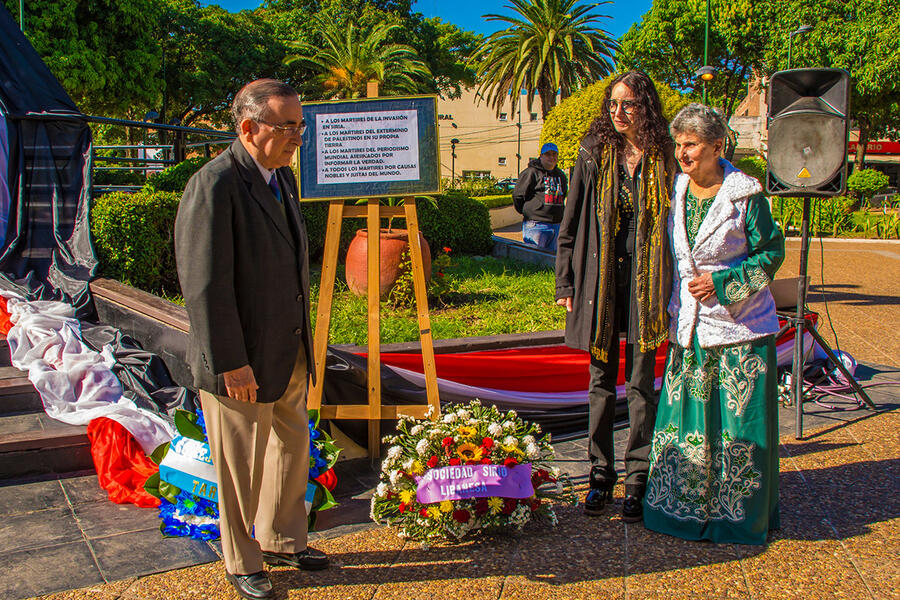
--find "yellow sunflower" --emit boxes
[439,500,454,513]
[399,489,415,504]
[428,505,442,519]
[410,460,425,475]
[487,497,504,515]
[456,442,483,462]
[456,425,477,438]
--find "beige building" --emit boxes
[437,88,552,182]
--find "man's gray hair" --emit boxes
[670,103,727,142]
[231,79,299,131]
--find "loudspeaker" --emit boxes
[766,68,851,197]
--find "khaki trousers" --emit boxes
[199,346,310,575]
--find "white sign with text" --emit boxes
[315,109,419,184]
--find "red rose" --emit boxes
[481,437,494,449]
[530,498,541,511]
[449,458,461,466]
[474,498,489,516]
[419,508,429,518]
[398,502,409,513]
[503,457,518,467]
[537,469,549,481]
[480,458,492,464]
[427,456,439,469]
[502,498,517,515]
[442,436,454,447]
[452,509,471,523]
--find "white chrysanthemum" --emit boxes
[389,470,401,484]
[551,466,561,478]
[507,410,518,419]
[425,404,435,417]
[442,412,457,423]
[430,429,443,439]
[376,482,388,497]
[387,446,402,461]
[525,443,540,458]
[410,424,424,436]
[502,420,515,430]
[503,436,518,447]
[487,423,503,436]
[467,418,479,425]
[455,409,471,420]
[415,438,430,456]
[522,435,535,446]
[403,458,415,470]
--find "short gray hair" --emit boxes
[670,103,727,143]
[231,79,299,131]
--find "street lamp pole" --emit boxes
[787,24,813,70]
[19,0,24,30]
[450,138,459,188]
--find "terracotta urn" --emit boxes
[344,228,432,298]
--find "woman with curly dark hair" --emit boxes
[555,70,677,522]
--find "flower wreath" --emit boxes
[144,408,341,540]
[371,400,576,541]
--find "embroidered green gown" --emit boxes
[643,190,783,545]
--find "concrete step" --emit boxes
[0,336,93,480]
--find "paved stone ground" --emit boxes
[11,366,899,600]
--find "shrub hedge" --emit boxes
[91,188,494,296]
[145,157,212,192]
[90,190,181,295]
[474,194,514,209]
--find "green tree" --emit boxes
[540,75,689,169]
[4,0,162,116]
[617,0,772,125]
[284,16,430,99]
[157,0,288,128]
[847,168,890,204]
[470,0,618,119]
[761,0,900,171]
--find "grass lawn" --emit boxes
[311,255,563,345]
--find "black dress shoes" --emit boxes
[226,571,273,600]
[262,547,329,570]
[622,494,643,523]
[584,488,614,515]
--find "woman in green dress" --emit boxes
[643,104,785,545]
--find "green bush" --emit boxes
[847,168,890,203]
[93,169,147,187]
[416,193,493,255]
[735,156,767,185]
[91,190,181,294]
[772,196,856,237]
[475,194,514,209]
[541,74,690,169]
[299,201,359,261]
[145,157,213,193]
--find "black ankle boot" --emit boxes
[584,488,614,515]
[622,494,643,523]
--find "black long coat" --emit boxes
[174,140,315,402]
[555,135,602,352]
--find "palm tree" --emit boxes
[471,0,619,119]
[285,17,431,99]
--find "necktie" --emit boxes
[268,174,282,204]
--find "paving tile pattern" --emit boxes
[16,399,898,600]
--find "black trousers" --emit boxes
[587,327,658,497]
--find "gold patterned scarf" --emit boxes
[590,144,674,362]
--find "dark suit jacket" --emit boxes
[174,140,315,403]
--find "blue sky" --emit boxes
[205,0,652,39]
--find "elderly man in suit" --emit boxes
[175,79,327,600]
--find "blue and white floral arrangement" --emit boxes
[144,408,341,540]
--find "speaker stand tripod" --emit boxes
[779,197,878,439]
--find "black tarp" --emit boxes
[0,5,96,316]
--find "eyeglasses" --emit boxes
[606,99,637,115]
[258,118,306,137]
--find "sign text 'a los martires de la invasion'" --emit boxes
[316,109,419,185]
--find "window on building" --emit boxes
[530,113,538,121]
[499,113,508,121]
[498,157,507,166]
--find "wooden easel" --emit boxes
[306,197,441,458]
